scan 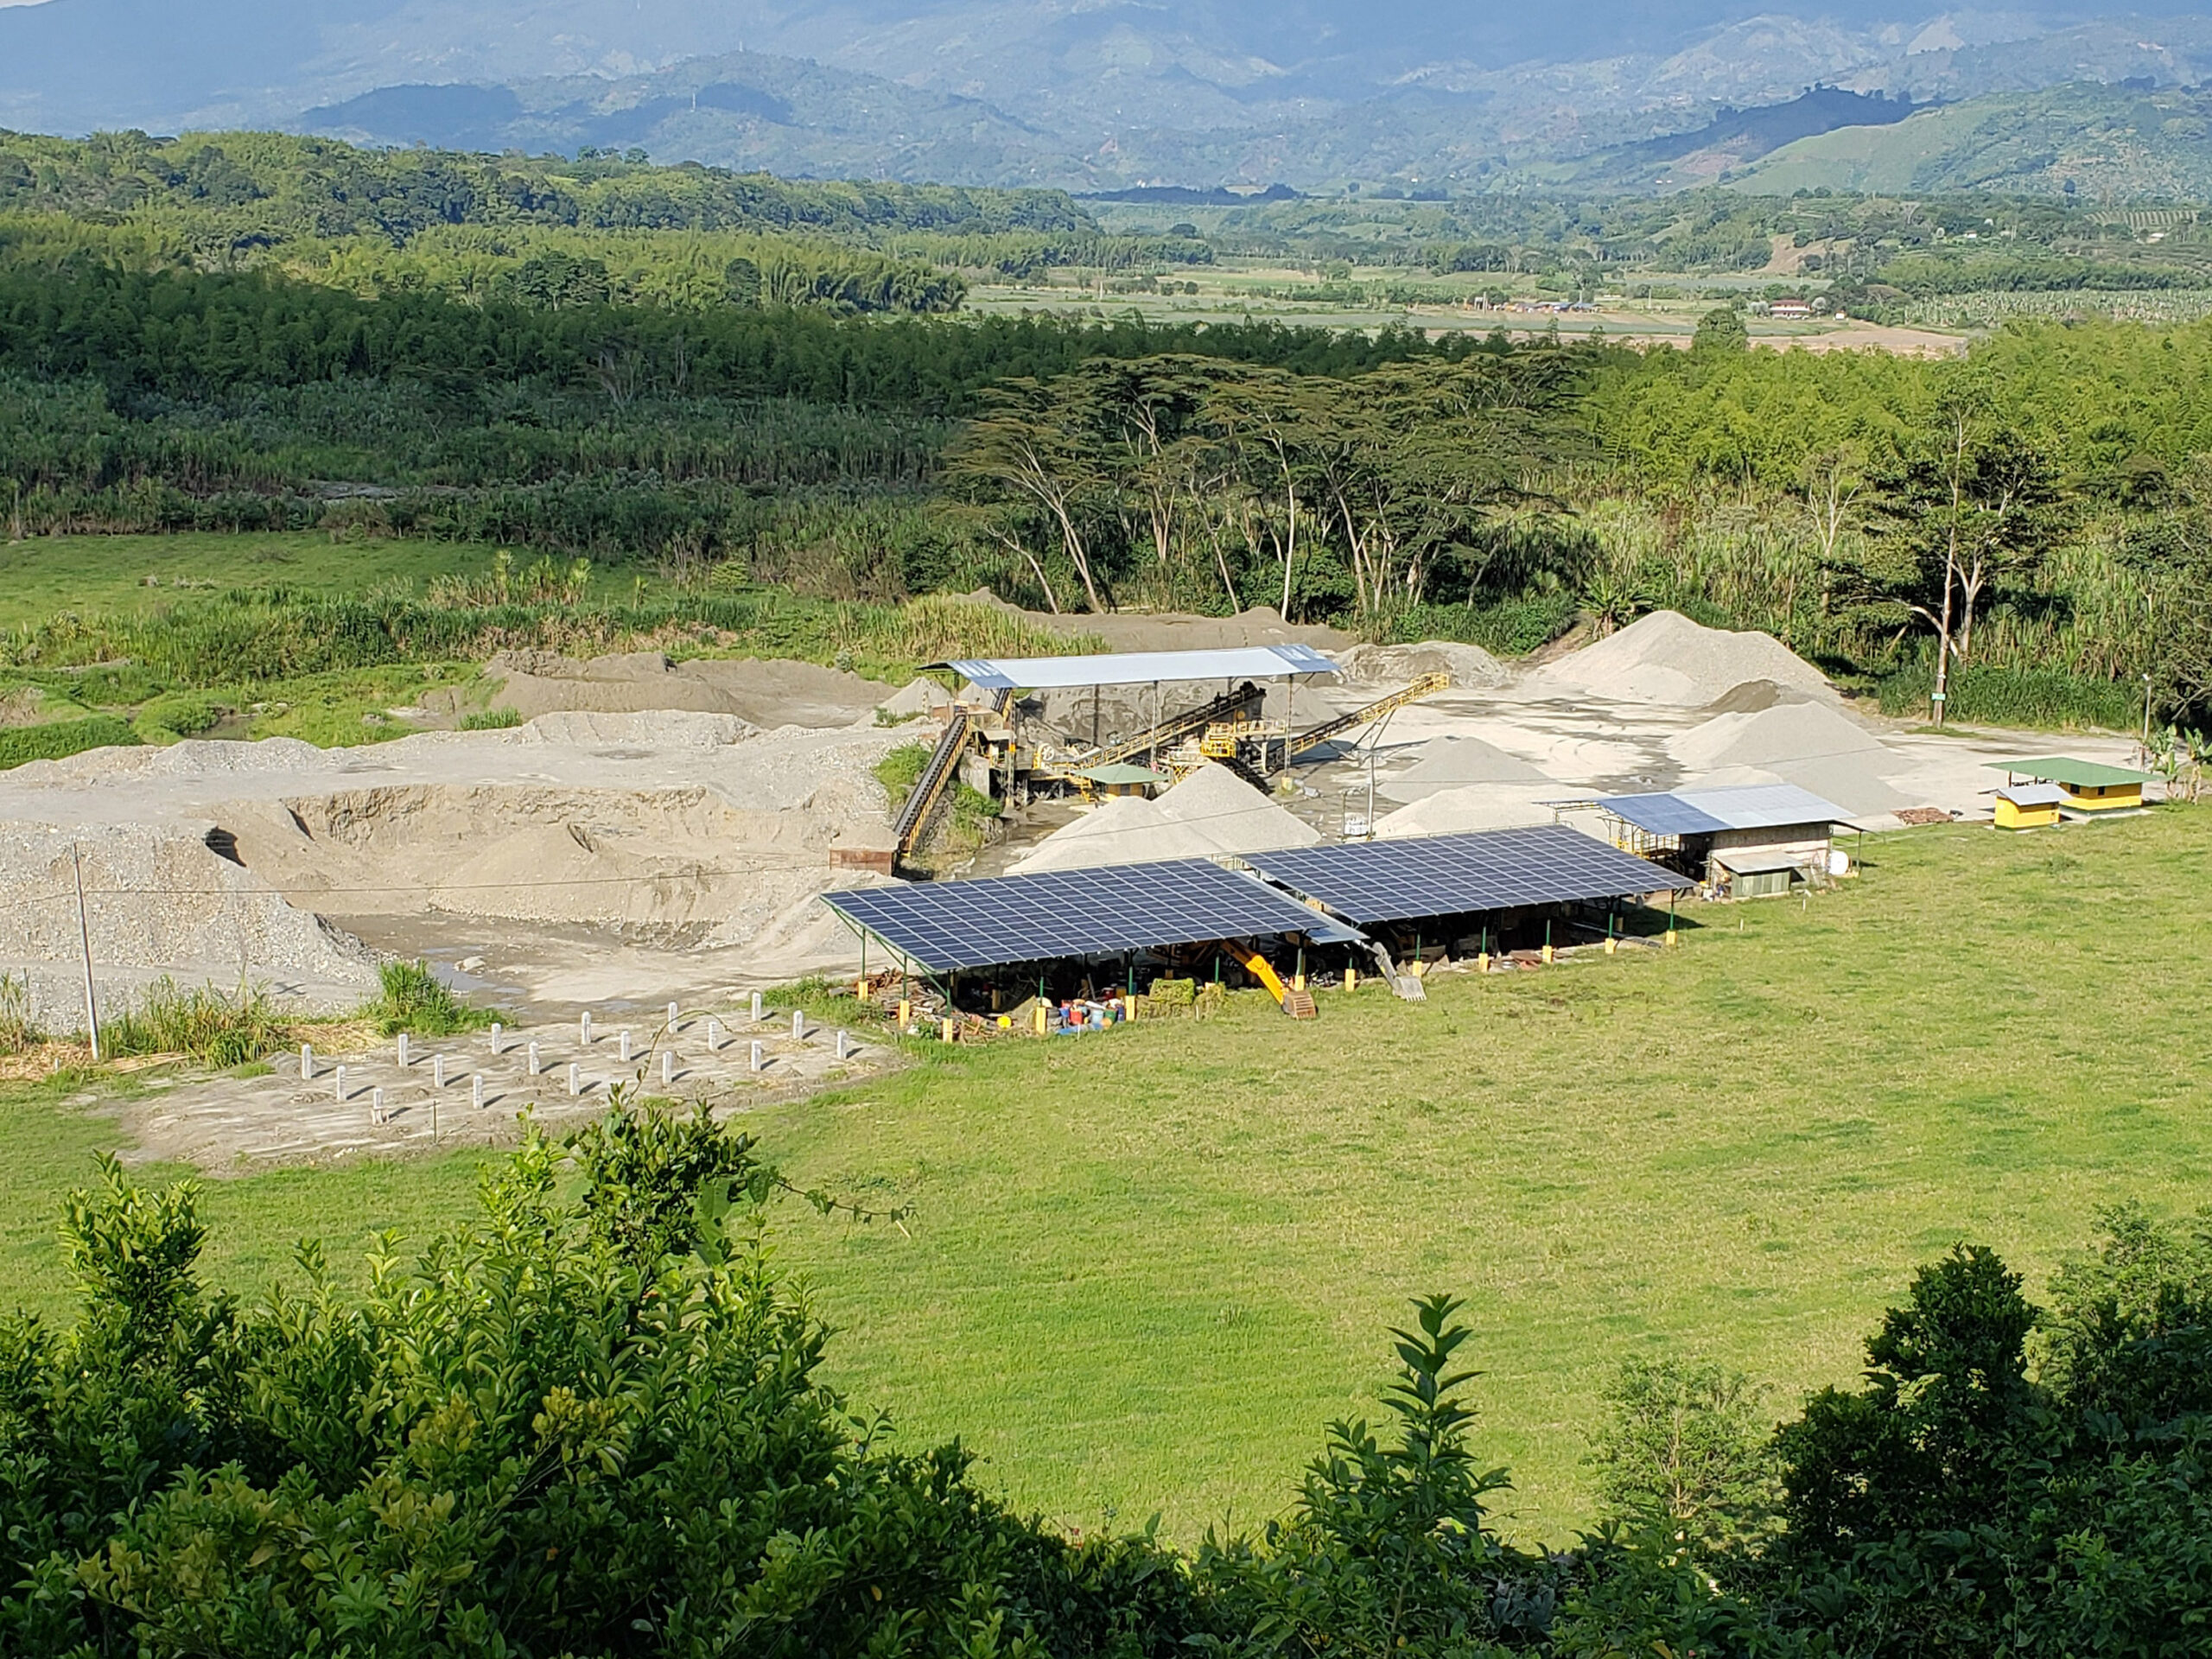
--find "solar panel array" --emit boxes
[1243,824,1692,925]
[824,858,1359,972]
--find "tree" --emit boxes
[1692,306,1749,353]
[0,1113,1197,1658]
[1587,1357,1779,1554]
[1858,389,2065,723]
[945,378,1112,612]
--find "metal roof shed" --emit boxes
[933,645,1338,691]
[1986,757,2153,814]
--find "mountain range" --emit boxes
[7,2,2212,194]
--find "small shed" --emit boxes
[1986,757,2154,815]
[1595,782,1853,897]
[1073,763,1167,800]
[1993,782,2064,830]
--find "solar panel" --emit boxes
[1599,794,1731,836]
[1243,825,1693,925]
[823,858,1361,972]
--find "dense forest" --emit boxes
[1,241,2207,729]
[2,1111,2204,1656]
[0,133,2206,733]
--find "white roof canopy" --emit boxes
[937,645,1339,692]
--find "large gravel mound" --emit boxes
[1332,640,1508,691]
[1523,612,1835,707]
[1154,763,1318,854]
[1378,734,1548,803]
[1011,797,1230,874]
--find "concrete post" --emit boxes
[791,1010,804,1041]
[666,1001,679,1031]
[751,991,763,1022]
[661,1050,674,1085]
[489,1022,501,1053]
[301,1043,313,1080]
[527,1041,540,1076]
[568,1062,580,1096]
[706,1018,721,1051]
[835,1029,849,1059]
[749,1040,763,1072]
[618,1030,632,1064]
[581,1010,593,1046]
[333,1065,345,1102]
[473,1073,485,1109]
[397,1033,410,1068]
[433,1054,446,1089]
[370,1086,385,1125]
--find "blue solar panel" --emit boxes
[1599,793,1731,836]
[1243,825,1692,925]
[823,858,1361,972]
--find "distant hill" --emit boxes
[10,2,2212,194]
[1537,86,1919,193]
[305,51,1074,188]
[1740,82,2212,199]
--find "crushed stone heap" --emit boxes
[1523,611,1837,708]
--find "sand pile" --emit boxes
[0,717,912,1002]
[1010,764,1316,874]
[1377,734,1547,803]
[1332,640,1508,691]
[877,677,953,720]
[486,650,886,729]
[1011,797,1230,874]
[1523,612,1836,707]
[1672,702,1913,817]
[0,820,377,1027]
[1674,702,1886,771]
[1154,762,1319,854]
[1374,785,1561,839]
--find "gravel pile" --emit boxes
[1154,762,1319,854]
[1524,612,1836,707]
[1377,734,1547,803]
[1011,797,1230,874]
[1332,640,1507,690]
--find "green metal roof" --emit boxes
[1985,756,2154,788]
[1076,764,1168,785]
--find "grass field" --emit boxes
[0,811,2204,1547]
[0,531,527,629]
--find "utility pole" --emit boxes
[72,844,100,1061]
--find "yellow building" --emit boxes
[1993,783,2064,830]
[1987,757,2155,816]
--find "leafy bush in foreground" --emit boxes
[0,1109,2204,1657]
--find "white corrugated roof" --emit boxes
[938,645,1338,690]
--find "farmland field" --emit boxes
[1,808,2205,1544]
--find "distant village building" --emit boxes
[1768,299,1817,320]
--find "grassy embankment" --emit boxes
[0,810,2204,1544]
[0,531,1080,753]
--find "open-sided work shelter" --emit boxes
[1593,783,1852,896]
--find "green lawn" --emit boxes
[0,531,524,629]
[756,812,2212,1543]
[0,812,2205,1549]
